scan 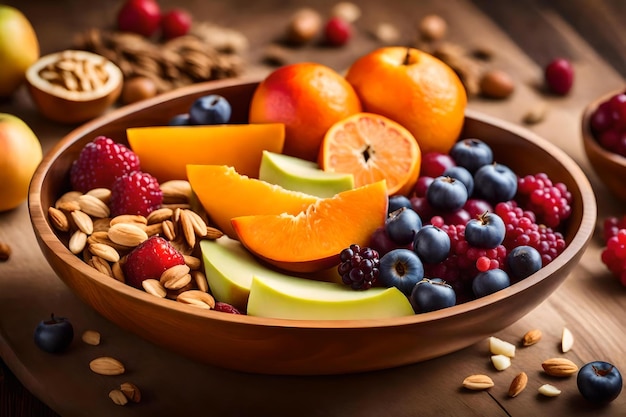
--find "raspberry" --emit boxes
[601,229,626,286]
[495,201,566,266]
[214,301,243,314]
[516,173,572,229]
[338,244,380,290]
[109,171,163,217]
[122,236,185,289]
[70,136,140,193]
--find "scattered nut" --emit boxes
[331,2,361,23]
[89,356,125,376]
[82,330,101,346]
[561,327,574,353]
[522,329,542,346]
[0,242,11,262]
[479,69,515,99]
[262,44,290,67]
[419,14,447,41]
[538,384,561,397]
[541,357,578,377]
[121,76,158,104]
[285,8,322,45]
[120,382,141,403]
[109,389,128,406]
[462,374,494,390]
[522,101,548,125]
[489,336,516,358]
[491,354,511,371]
[372,22,400,44]
[508,372,528,397]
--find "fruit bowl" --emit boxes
[581,87,626,201]
[29,77,596,375]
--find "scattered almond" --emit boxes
[508,372,528,398]
[522,329,542,346]
[479,69,515,99]
[120,382,141,403]
[285,8,322,45]
[372,22,400,44]
[109,389,128,406]
[489,336,516,358]
[89,356,125,375]
[561,327,574,353]
[419,14,447,41]
[491,354,511,371]
[462,374,494,390]
[522,102,548,125]
[82,329,101,346]
[538,384,561,397]
[541,357,578,377]
[0,242,11,261]
[331,2,361,23]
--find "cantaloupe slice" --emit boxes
[187,164,319,238]
[126,123,285,182]
[231,181,388,273]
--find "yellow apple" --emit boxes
[0,5,39,97]
[0,113,43,211]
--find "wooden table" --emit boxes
[1,0,625,415]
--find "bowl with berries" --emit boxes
[29,72,596,375]
[582,87,626,201]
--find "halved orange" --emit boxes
[318,112,421,196]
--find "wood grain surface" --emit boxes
[0,0,625,416]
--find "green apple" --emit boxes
[247,274,415,320]
[0,113,42,211]
[259,150,354,198]
[0,5,39,97]
[200,236,340,311]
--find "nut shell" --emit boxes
[25,50,122,124]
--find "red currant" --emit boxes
[545,58,574,95]
[324,17,351,46]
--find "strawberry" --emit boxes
[109,171,162,217]
[70,136,140,193]
[122,236,185,288]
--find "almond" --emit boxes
[522,329,542,346]
[160,264,192,290]
[177,290,215,309]
[183,209,208,237]
[508,372,528,397]
[160,180,192,204]
[184,254,202,270]
[89,356,125,375]
[162,219,176,241]
[85,187,111,203]
[489,336,515,357]
[78,194,110,218]
[108,222,149,247]
[48,206,70,232]
[81,330,101,346]
[120,382,141,403]
[179,209,196,248]
[109,389,128,406]
[0,242,11,261]
[55,191,82,209]
[89,255,113,277]
[145,223,163,236]
[205,226,224,240]
[142,279,166,298]
[89,243,120,263]
[192,270,209,292]
[561,327,574,353]
[462,374,494,390]
[538,384,561,397]
[542,357,578,377]
[147,207,173,224]
[69,230,88,254]
[110,214,147,227]
[491,354,511,371]
[71,210,94,235]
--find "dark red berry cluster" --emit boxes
[516,173,572,229]
[589,90,626,156]
[338,244,380,290]
[601,215,626,286]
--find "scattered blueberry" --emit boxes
[577,361,623,404]
[426,176,468,212]
[385,207,422,245]
[34,313,74,353]
[507,245,542,280]
[444,165,474,196]
[379,249,425,296]
[473,163,518,203]
[189,94,232,125]
[410,278,456,313]
[450,138,494,173]
[472,268,510,298]
[464,212,505,249]
[388,195,413,215]
[413,225,451,263]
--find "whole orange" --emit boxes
[249,62,362,162]
[345,47,467,155]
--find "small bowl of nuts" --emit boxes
[25,50,123,124]
[581,87,626,201]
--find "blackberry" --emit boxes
[338,244,380,290]
[495,201,566,266]
[516,173,572,229]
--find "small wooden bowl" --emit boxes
[582,88,626,201]
[29,78,596,375]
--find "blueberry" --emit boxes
[444,166,474,196]
[168,113,191,126]
[472,269,510,298]
[473,163,518,204]
[189,94,232,125]
[385,207,422,245]
[577,361,623,404]
[379,249,424,296]
[413,225,450,263]
[450,138,494,174]
[388,195,412,215]
[410,278,456,313]
[426,176,468,212]
[507,245,542,280]
[464,212,505,249]
[33,313,74,353]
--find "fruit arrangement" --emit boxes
[588,89,626,156]
[46,47,576,321]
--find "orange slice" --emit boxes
[318,112,421,196]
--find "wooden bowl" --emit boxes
[29,77,596,375]
[582,88,626,201]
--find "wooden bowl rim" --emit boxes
[29,77,597,331]
[581,87,626,167]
